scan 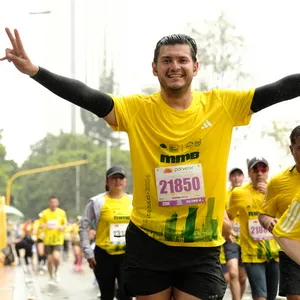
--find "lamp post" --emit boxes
[5,159,88,206]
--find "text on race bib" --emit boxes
[109,223,128,245]
[248,219,273,241]
[47,220,58,229]
[155,164,206,207]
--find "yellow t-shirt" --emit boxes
[227,189,241,245]
[71,223,80,243]
[111,89,254,247]
[40,208,67,246]
[95,194,132,255]
[273,192,300,240]
[64,224,72,241]
[33,219,44,240]
[260,166,300,218]
[227,183,280,263]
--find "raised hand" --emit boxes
[0,28,39,76]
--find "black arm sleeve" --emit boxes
[31,67,114,118]
[251,74,300,112]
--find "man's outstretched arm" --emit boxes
[1,28,117,126]
[250,74,300,114]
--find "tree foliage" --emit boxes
[0,130,18,198]
[191,12,248,91]
[13,132,131,219]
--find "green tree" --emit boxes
[0,130,19,199]
[190,12,248,91]
[13,132,131,219]
[261,121,295,153]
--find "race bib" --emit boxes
[109,223,128,245]
[47,220,58,229]
[248,219,273,241]
[232,222,240,237]
[155,164,206,207]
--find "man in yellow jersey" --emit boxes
[272,192,300,266]
[228,157,280,300]
[222,168,247,300]
[80,166,132,300]
[40,196,67,285]
[4,29,300,300]
[259,125,300,299]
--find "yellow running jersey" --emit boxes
[95,194,132,255]
[40,208,67,246]
[111,89,254,246]
[33,219,44,240]
[260,166,300,218]
[273,192,300,241]
[228,183,280,263]
[227,189,241,245]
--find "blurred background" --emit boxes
[0,0,299,219]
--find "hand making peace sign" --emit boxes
[0,28,39,76]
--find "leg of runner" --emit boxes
[73,244,83,271]
[52,248,62,282]
[224,242,244,300]
[265,259,279,300]
[227,258,241,300]
[93,246,119,300]
[115,254,131,300]
[278,251,300,300]
[245,262,268,300]
[238,266,247,298]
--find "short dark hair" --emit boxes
[48,195,57,201]
[153,34,198,63]
[290,126,300,145]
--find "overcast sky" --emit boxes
[1,0,300,177]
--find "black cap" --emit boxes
[229,168,244,177]
[247,157,269,170]
[106,166,126,178]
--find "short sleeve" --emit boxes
[216,89,255,126]
[110,95,142,132]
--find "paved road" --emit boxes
[24,260,100,300]
[21,259,284,300]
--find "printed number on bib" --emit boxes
[232,222,240,237]
[109,223,128,245]
[249,219,273,241]
[47,220,58,229]
[155,164,206,207]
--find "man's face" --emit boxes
[248,163,269,186]
[229,171,244,188]
[49,198,59,210]
[290,136,300,168]
[152,44,198,94]
[107,174,127,192]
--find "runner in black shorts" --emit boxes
[124,222,226,299]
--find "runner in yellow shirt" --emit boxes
[222,167,247,300]
[71,216,83,272]
[259,125,300,299]
[273,192,300,265]
[228,158,280,300]
[32,214,47,273]
[80,166,132,300]
[40,196,67,285]
[63,222,72,262]
[5,29,300,300]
